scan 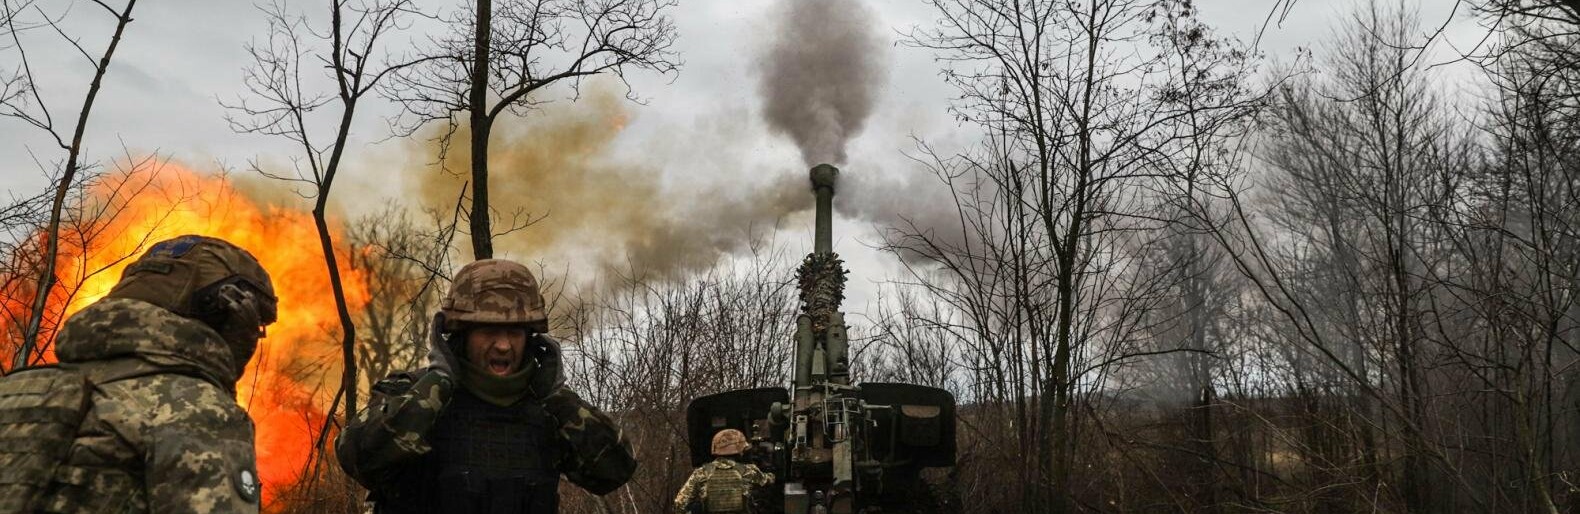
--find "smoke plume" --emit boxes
[758,0,886,166]
[411,82,808,284]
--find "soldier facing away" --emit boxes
[336,259,637,513]
[674,429,775,513]
[0,235,278,513]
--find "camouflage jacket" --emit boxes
[673,458,774,512]
[44,298,260,513]
[336,336,637,504]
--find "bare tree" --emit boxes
[1412,25,1580,512]
[1,0,139,369]
[385,0,678,259]
[1252,4,1487,509]
[1472,0,1579,141]
[224,0,417,438]
[901,1,1260,511]
[347,206,447,389]
[1174,1,1580,511]
[1474,0,1580,49]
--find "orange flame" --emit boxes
[1,162,370,508]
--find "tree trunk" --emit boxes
[468,0,494,260]
[1043,177,1087,514]
[1187,258,1219,511]
[1046,262,1076,514]
[314,211,358,423]
[322,0,359,442]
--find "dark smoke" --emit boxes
[758,0,886,166]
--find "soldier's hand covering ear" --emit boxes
[425,312,459,376]
[214,283,266,344]
[545,388,638,494]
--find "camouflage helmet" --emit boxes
[711,429,749,456]
[441,259,548,333]
[106,235,277,323]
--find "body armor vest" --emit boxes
[379,388,562,514]
[703,460,750,513]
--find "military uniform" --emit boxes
[674,429,774,513]
[673,458,774,513]
[0,235,277,514]
[336,259,636,514]
[38,299,263,513]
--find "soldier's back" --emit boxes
[1,298,261,514]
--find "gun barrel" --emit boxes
[810,164,838,254]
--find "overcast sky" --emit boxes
[0,0,1490,307]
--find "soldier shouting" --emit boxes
[337,259,637,513]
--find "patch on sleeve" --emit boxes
[235,467,260,503]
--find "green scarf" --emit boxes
[457,357,539,406]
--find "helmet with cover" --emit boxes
[440,259,549,334]
[105,235,277,368]
[711,429,750,457]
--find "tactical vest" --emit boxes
[702,460,751,513]
[379,388,562,514]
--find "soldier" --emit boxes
[673,429,775,513]
[0,235,277,513]
[336,259,637,513]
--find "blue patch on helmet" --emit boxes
[147,235,205,258]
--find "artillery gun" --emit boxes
[685,164,957,513]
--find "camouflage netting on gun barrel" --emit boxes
[796,252,847,331]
